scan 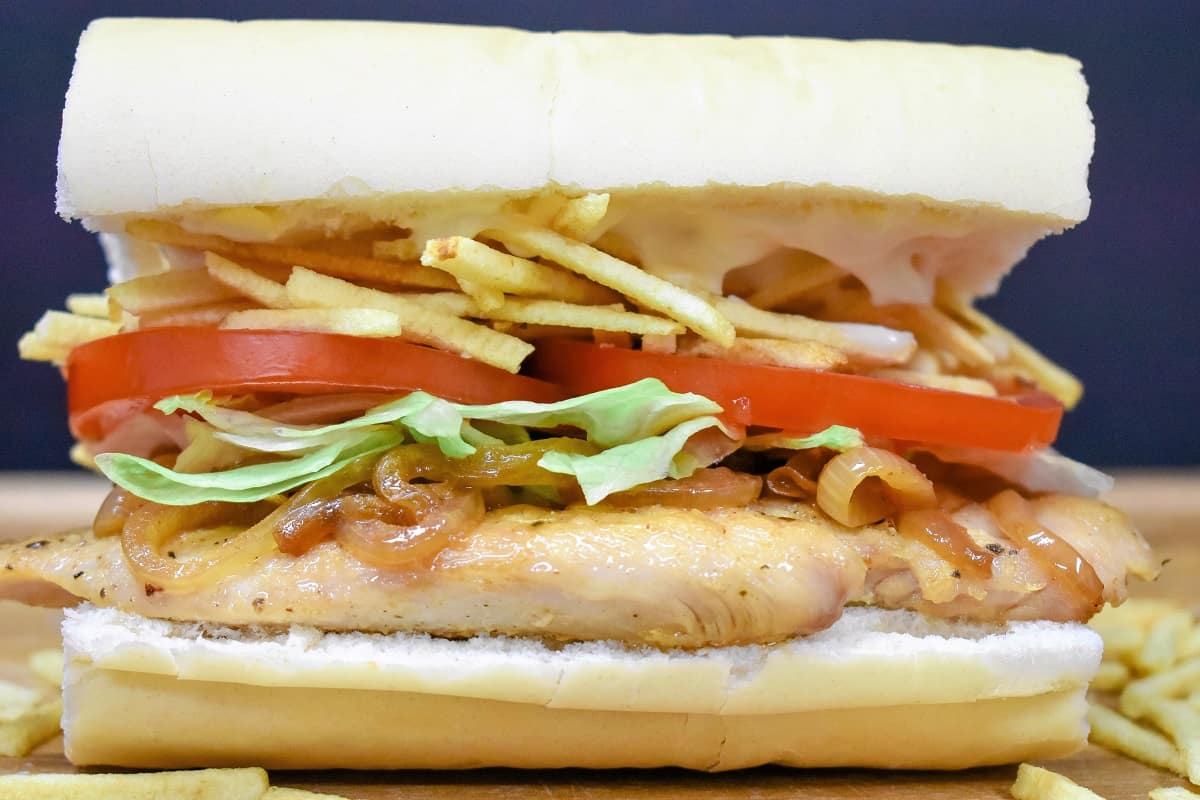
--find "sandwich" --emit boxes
[5,18,1158,771]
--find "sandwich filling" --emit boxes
[8,193,1157,648]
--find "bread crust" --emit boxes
[61,605,1100,769]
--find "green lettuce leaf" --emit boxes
[113,379,727,507]
[538,416,725,505]
[742,425,863,453]
[94,429,402,506]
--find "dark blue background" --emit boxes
[3,2,1197,469]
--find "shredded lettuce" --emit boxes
[99,379,727,506]
[94,428,403,506]
[538,416,726,505]
[742,425,864,453]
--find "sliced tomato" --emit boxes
[529,339,1062,452]
[67,328,564,441]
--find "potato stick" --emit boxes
[746,259,844,310]
[1191,691,1200,710]
[680,336,848,371]
[456,277,506,311]
[266,787,355,800]
[593,330,633,348]
[642,334,678,354]
[487,221,735,346]
[286,268,531,372]
[69,442,97,470]
[1145,699,1200,783]
[108,267,241,317]
[1088,702,1186,776]
[65,293,109,318]
[221,308,402,338]
[710,294,915,364]
[0,767,268,800]
[33,309,121,347]
[1010,763,1106,800]
[1092,661,1133,692]
[0,681,39,722]
[372,237,423,262]
[27,650,63,689]
[1091,624,1147,664]
[1093,599,1186,630]
[1181,626,1200,661]
[871,368,999,397]
[139,300,257,329]
[1123,658,1200,718]
[492,322,589,341]
[397,291,682,335]
[1149,788,1200,800]
[127,219,457,290]
[894,305,996,369]
[205,252,290,308]
[422,236,618,304]
[0,699,61,758]
[1136,610,1195,674]
[16,332,69,364]
[552,192,610,241]
[937,282,1083,409]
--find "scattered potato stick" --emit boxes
[871,368,999,396]
[1010,763,1106,800]
[139,300,257,329]
[937,282,1083,409]
[399,291,683,335]
[709,294,914,364]
[127,219,457,290]
[491,322,588,341]
[372,237,423,262]
[487,221,735,346]
[108,267,240,317]
[33,310,121,348]
[1091,624,1147,664]
[286,268,532,372]
[16,332,69,364]
[69,442,97,471]
[1122,658,1200,719]
[221,308,402,338]
[893,305,997,369]
[1182,628,1200,661]
[745,256,843,310]
[642,334,677,354]
[422,236,617,304]
[265,787,354,800]
[0,681,40,722]
[551,192,610,241]
[0,767,269,800]
[456,278,506,312]
[1136,610,1195,674]
[1094,599,1185,630]
[0,698,61,758]
[27,650,63,689]
[1149,788,1200,800]
[1145,699,1200,783]
[205,252,290,308]
[1088,702,1186,776]
[1093,661,1133,692]
[680,336,848,371]
[65,293,109,318]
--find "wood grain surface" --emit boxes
[1,470,1196,799]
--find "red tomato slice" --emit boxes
[529,339,1062,452]
[67,328,564,441]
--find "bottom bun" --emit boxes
[61,605,1101,771]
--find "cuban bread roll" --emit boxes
[52,18,1100,770]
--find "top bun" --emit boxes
[56,19,1094,302]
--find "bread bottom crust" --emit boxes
[64,663,1086,771]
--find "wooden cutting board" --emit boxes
[1,470,1197,799]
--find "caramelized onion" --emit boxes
[897,509,994,579]
[816,446,936,527]
[121,499,281,592]
[765,450,827,499]
[373,439,599,492]
[335,486,484,569]
[93,486,147,538]
[271,454,379,555]
[601,468,762,509]
[987,489,1104,610]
